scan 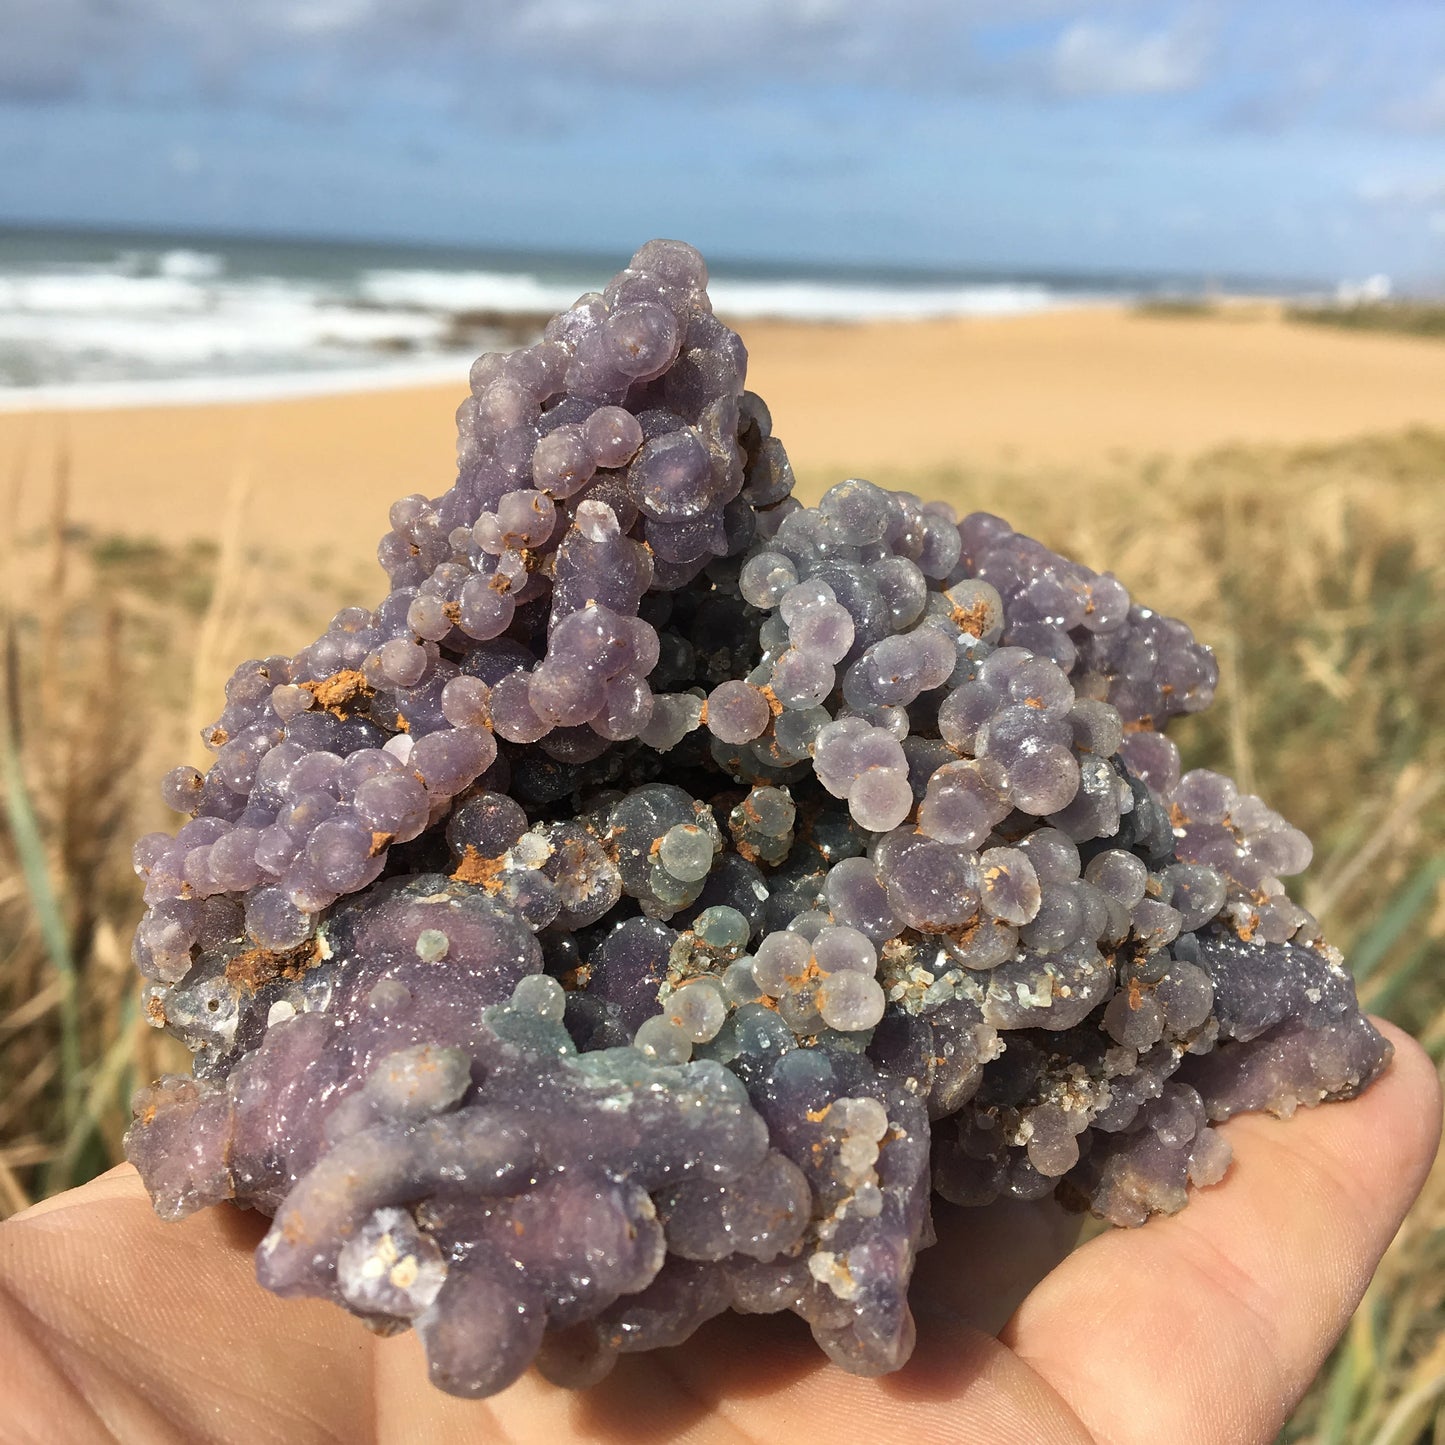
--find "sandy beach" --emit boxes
[4,305,1445,565]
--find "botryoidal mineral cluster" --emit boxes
[126,240,1391,1397]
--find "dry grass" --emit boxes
[1287,303,1445,343]
[1135,296,1445,344]
[0,432,363,1200]
[1,425,1442,1438]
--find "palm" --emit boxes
[2,1022,1437,1445]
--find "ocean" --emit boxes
[0,226,1255,409]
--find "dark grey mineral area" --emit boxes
[125,239,1392,1397]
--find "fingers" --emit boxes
[1002,1021,1442,1445]
[5,1025,1434,1445]
[10,1163,149,1222]
[0,1165,375,1445]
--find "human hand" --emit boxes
[1,1020,1437,1445]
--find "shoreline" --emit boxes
[4,305,1444,567]
[0,303,1125,415]
[0,357,472,414]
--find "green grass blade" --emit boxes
[1321,1297,1379,1445]
[1361,935,1438,1019]
[0,622,82,1150]
[50,992,139,1192]
[1350,856,1445,984]
[1370,1372,1445,1445]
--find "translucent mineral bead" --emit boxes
[440,676,491,729]
[634,1014,693,1063]
[721,960,764,1005]
[664,980,728,1043]
[849,768,913,831]
[706,681,772,744]
[752,930,811,993]
[160,765,204,814]
[693,906,751,951]
[739,551,798,608]
[1084,849,1149,909]
[583,406,644,468]
[812,925,877,975]
[575,499,621,542]
[977,847,1042,925]
[790,602,855,664]
[819,478,891,545]
[771,649,834,708]
[530,424,593,500]
[511,973,566,1021]
[659,823,715,882]
[944,579,1004,641]
[337,1208,448,1319]
[816,970,886,1031]
[245,887,312,951]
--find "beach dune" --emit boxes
[4,306,1444,564]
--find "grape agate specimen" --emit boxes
[126,240,1392,1397]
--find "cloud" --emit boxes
[0,0,120,99]
[1,0,1434,162]
[2,0,1150,111]
[1355,172,1445,248]
[1051,15,1213,96]
[1385,72,1445,132]
[1357,175,1445,208]
[0,0,1038,104]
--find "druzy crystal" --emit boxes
[125,240,1391,1397]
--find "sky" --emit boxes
[1,0,1443,286]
